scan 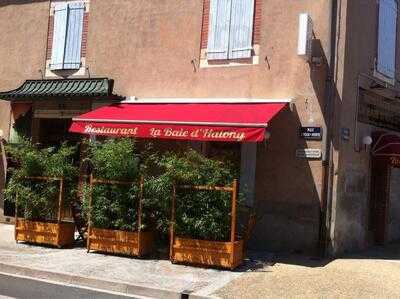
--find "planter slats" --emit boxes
[172,237,244,269]
[15,177,75,248]
[170,179,244,270]
[87,175,155,257]
[15,220,75,247]
[89,228,154,256]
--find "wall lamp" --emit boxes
[362,135,373,152]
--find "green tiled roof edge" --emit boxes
[0,78,112,100]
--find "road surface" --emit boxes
[0,273,147,299]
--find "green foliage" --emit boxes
[5,140,78,221]
[145,149,238,241]
[83,140,238,241]
[82,139,144,231]
[89,138,139,180]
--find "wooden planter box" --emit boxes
[15,219,75,248]
[88,227,155,257]
[171,237,244,269]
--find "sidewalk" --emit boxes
[2,222,400,298]
[215,243,400,298]
[0,223,245,298]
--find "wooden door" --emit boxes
[370,158,390,244]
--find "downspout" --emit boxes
[319,0,338,257]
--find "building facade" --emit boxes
[0,0,398,255]
[329,0,400,255]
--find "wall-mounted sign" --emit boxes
[299,126,323,140]
[341,127,350,141]
[296,148,322,159]
[358,88,400,132]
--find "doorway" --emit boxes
[370,158,400,244]
[388,167,400,242]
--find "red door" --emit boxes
[370,158,389,245]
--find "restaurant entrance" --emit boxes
[370,133,400,244]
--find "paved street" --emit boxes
[0,273,144,299]
[0,223,240,297]
[215,243,400,299]
[0,222,400,298]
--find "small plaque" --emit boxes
[296,148,322,159]
[299,127,322,140]
[341,127,350,141]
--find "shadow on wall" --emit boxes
[0,0,48,7]
[248,22,343,257]
[249,106,322,256]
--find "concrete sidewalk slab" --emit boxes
[214,244,400,299]
[0,224,243,298]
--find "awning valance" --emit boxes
[372,133,400,157]
[0,78,118,101]
[69,100,289,142]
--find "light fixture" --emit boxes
[362,135,373,146]
[362,135,373,152]
[0,129,3,139]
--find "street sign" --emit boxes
[299,126,323,140]
[296,148,322,159]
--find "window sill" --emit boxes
[45,58,87,78]
[199,45,259,69]
[373,69,395,86]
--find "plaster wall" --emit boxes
[86,0,331,253]
[0,0,49,222]
[331,0,400,254]
[0,0,332,252]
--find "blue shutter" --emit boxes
[64,2,84,70]
[207,0,232,60]
[50,3,68,70]
[229,0,255,59]
[377,0,398,79]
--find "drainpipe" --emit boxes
[319,0,338,257]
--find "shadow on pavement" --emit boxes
[238,241,400,272]
[343,242,400,261]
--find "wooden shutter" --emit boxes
[64,2,85,70]
[229,0,255,59]
[377,0,398,79]
[50,3,68,70]
[207,0,232,60]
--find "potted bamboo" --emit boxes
[147,149,243,269]
[84,139,155,257]
[170,179,243,269]
[5,141,78,248]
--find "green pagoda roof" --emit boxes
[0,78,117,100]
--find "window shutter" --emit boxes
[64,2,85,70]
[377,0,398,79]
[50,3,68,70]
[229,0,255,59]
[207,0,232,60]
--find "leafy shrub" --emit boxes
[82,138,144,231]
[5,140,78,221]
[81,137,240,241]
[145,149,239,241]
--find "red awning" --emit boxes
[69,102,287,142]
[372,133,400,157]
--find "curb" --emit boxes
[0,263,213,299]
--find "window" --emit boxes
[376,0,398,81]
[207,0,255,60]
[50,2,85,70]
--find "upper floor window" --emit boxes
[200,0,260,67]
[50,1,85,71]
[207,0,255,60]
[376,0,398,81]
